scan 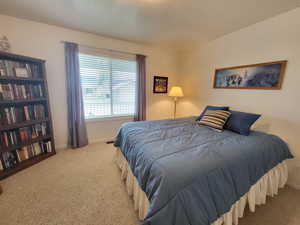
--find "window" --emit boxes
[79,51,137,119]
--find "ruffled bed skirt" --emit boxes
[114,148,288,225]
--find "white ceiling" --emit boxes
[0,0,300,47]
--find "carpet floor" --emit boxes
[0,142,299,225]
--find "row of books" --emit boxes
[0,104,46,125]
[0,141,52,170]
[0,123,48,148]
[0,83,44,101]
[0,60,41,78]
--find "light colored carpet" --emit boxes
[0,142,299,225]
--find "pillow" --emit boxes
[196,105,229,121]
[224,110,261,135]
[197,110,231,131]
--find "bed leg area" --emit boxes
[114,148,288,225]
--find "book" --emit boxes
[0,60,7,76]
[2,151,18,168]
[0,60,39,78]
[0,84,14,100]
[0,104,46,125]
[33,143,42,155]
[4,61,15,77]
[31,64,40,78]
[0,83,44,101]
[0,122,48,148]
[16,148,28,161]
[0,159,3,171]
[15,141,52,162]
[46,141,52,152]
[0,84,3,100]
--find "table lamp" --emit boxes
[169,86,184,118]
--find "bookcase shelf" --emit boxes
[0,118,49,131]
[0,98,47,105]
[0,51,56,180]
[0,135,52,153]
[0,152,55,180]
[0,76,44,82]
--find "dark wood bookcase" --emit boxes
[0,51,56,180]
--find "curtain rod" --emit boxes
[60,41,143,56]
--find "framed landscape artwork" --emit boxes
[213,60,287,90]
[153,76,168,93]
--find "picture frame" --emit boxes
[213,60,287,90]
[153,76,168,93]
[14,67,29,78]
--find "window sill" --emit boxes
[85,115,134,123]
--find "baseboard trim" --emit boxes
[55,137,115,151]
[89,137,115,145]
[56,145,68,151]
[287,182,300,190]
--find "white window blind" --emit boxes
[79,52,137,119]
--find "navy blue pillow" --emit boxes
[224,110,261,135]
[196,105,229,121]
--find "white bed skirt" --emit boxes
[114,148,288,225]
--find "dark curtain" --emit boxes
[134,55,147,121]
[64,42,88,148]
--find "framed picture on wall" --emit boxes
[153,76,168,93]
[213,60,287,90]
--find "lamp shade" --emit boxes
[169,86,184,97]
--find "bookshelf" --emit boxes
[0,51,56,180]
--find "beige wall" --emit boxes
[0,14,180,149]
[178,7,300,188]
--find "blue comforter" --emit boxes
[114,117,292,225]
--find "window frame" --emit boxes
[85,115,134,123]
[79,47,137,121]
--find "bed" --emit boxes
[114,116,293,225]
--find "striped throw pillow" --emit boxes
[197,110,231,131]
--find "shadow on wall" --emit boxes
[176,97,201,118]
[148,97,174,120]
[252,122,271,133]
[287,159,300,190]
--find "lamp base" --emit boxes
[173,97,177,119]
